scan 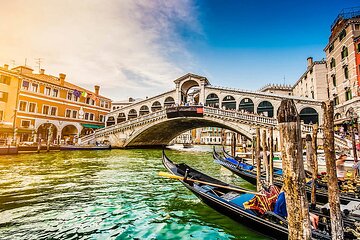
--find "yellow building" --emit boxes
[0,64,112,145]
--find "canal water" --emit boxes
[0,146,269,240]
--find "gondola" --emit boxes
[161,149,332,239]
[213,148,360,205]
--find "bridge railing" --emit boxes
[203,107,278,126]
[79,109,167,143]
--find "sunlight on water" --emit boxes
[0,147,268,240]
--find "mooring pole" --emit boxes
[256,127,262,191]
[269,127,274,185]
[322,101,344,239]
[262,129,269,183]
[277,99,311,240]
[305,134,313,173]
[311,123,318,208]
[251,135,255,166]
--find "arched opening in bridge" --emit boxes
[222,95,236,110]
[106,116,116,127]
[37,123,57,144]
[164,97,175,107]
[257,101,274,117]
[117,113,126,123]
[186,86,200,105]
[151,101,162,112]
[299,107,318,124]
[239,98,254,113]
[180,79,200,104]
[128,109,138,119]
[61,125,78,145]
[139,105,150,116]
[206,93,219,108]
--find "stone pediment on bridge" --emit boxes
[173,73,210,86]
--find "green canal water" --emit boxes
[0,147,269,240]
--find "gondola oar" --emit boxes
[158,171,266,196]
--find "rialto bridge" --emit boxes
[78,73,330,148]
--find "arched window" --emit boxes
[151,101,162,112]
[332,74,336,86]
[106,116,116,126]
[299,107,318,124]
[239,98,254,113]
[221,95,236,110]
[341,46,348,59]
[334,113,342,120]
[330,58,336,69]
[205,93,219,108]
[117,113,126,123]
[128,109,137,120]
[257,101,274,117]
[139,105,150,116]
[164,97,175,107]
[345,89,352,101]
[344,66,349,79]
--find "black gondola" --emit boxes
[161,149,331,239]
[213,148,360,205]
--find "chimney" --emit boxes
[94,85,100,95]
[59,73,66,86]
[4,64,9,70]
[307,57,313,68]
[40,69,45,75]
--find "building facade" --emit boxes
[0,64,112,145]
[324,8,360,123]
[259,84,293,96]
[292,57,328,100]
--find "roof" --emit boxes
[8,66,111,101]
[173,73,210,85]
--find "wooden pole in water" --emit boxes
[322,101,344,239]
[269,127,274,185]
[305,134,313,173]
[231,132,236,157]
[256,127,262,191]
[277,99,311,240]
[311,123,318,208]
[262,129,269,183]
[251,135,255,166]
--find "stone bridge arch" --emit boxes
[124,117,254,147]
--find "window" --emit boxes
[345,89,352,101]
[355,24,360,31]
[0,110,3,120]
[330,58,336,69]
[42,105,50,115]
[339,29,346,41]
[332,75,336,86]
[50,107,57,116]
[329,43,334,53]
[72,110,77,118]
[45,87,51,95]
[311,91,314,99]
[341,46,348,59]
[28,103,36,113]
[85,112,89,120]
[31,83,38,92]
[22,80,30,90]
[19,101,27,111]
[21,120,31,128]
[86,98,90,104]
[67,92,72,100]
[357,43,360,53]
[0,91,8,102]
[100,100,104,108]
[344,67,349,79]
[65,109,71,118]
[89,113,94,121]
[105,102,109,109]
[99,115,104,122]
[0,75,11,85]
[74,96,79,102]
[334,96,339,106]
[52,89,59,97]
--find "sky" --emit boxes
[0,0,359,101]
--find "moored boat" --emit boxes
[60,144,111,150]
[161,149,333,239]
[213,148,360,204]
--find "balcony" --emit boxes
[329,68,335,76]
[341,57,348,67]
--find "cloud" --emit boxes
[0,0,201,100]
